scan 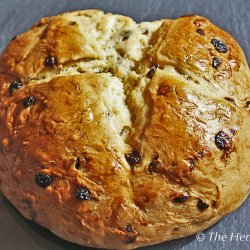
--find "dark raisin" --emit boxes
[124,225,133,233]
[197,28,205,36]
[148,157,160,174]
[9,80,23,95]
[75,187,91,200]
[215,131,231,150]
[197,198,209,210]
[75,157,80,169]
[125,150,141,168]
[211,38,228,53]
[124,225,138,243]
[44,55,57,67]
[173,194,189,203]
[146,64,158,79]
[69,21,77,26]
[212,57,221,69]
[35,173,52,188]
[142,30,149,35]
[23,95,35,108]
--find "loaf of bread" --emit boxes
[0,9,249,249]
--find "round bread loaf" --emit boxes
[0,9,249,249]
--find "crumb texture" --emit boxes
[0,10,249,250]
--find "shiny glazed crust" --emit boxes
[0,9,249,249]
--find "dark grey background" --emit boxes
[0,0,249,249]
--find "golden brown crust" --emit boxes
[0,14,96,79]
[149,16,250,104]
[0,10,249,249]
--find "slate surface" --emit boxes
[0,0,249,250]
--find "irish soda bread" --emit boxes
[0,9,249,249]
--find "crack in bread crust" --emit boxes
[0,9,249,250]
